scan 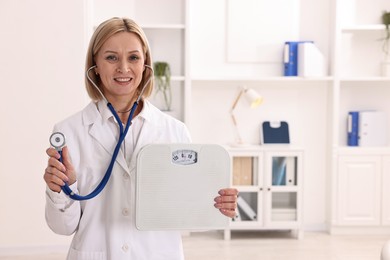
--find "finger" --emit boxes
[46,147,60,160]
[44,170,66,186]
[48,157,66,173]
[45,166,69,182]
[219,209,236,218]
[214,195,237,203]
[61,146,74,171]
[218,188,238,196]
[47,183,62,193]
[214,202,237,211]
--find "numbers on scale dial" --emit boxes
[172,150,198,165]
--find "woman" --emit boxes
[43,17,237,260]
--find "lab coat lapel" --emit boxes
[88,113,130,175]
[128,120,164,173]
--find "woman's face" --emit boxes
[95,32,145,101]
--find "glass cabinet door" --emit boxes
[271,156,298,186]
[232,156,259,186]
[266,152,302,224]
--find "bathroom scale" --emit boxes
[135,143,230,230]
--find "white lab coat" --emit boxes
[45,100,191,260]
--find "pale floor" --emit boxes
[0,231,389,260]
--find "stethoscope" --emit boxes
[49,64,153,200]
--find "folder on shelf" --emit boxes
[285,157,296,186]
[232,209,241,222]
[358,111,388,147]
[297,42,326,77]
[233,157,253,185]
[347,111,359,146]
[237,196,257,220]
[283,41,313,76]
[272,157,286,186]
[262,121,290,144]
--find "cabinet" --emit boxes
[224,146,304,240]
[333,152,390,232]
[91,0,190,123]
[330,0,390,233]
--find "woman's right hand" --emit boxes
[44,146,77,193]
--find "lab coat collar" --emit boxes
[81,100,164,175]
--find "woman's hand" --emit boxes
[43,146,76,193]
[214,188,238,218]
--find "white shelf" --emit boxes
[339,77,390,82]
[171,76,186,81]
[141,24,185,29]
[192,76,333,82]
[341,24,386,33]
[337,146,390,155]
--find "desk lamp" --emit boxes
[230,86,263,146]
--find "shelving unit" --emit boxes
[330,0,390,234]
[91,0,190,123]
[224,146,304,240]
[90,0,390,236]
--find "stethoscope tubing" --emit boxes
[61,101,138,200]
[60,64,153,200]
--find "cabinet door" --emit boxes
[338,156,381,225]
[230,154,263,225]
[264,152,302,226]
[382,156,390,225]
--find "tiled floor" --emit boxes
[0,231,388,260]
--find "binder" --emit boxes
[285,157,296,186]
[232,209,241,222]
[232,157,253,185]
[262,121,290,144]
[272,157,286,186]
[358,111,388,146]
[347,111,359,146]
[237,196,257,220]
[283,41,313,76]
[297,42,326,77]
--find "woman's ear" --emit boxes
[94,66,99,75]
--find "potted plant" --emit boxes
[380,10,390,76]
[153,61,172,111]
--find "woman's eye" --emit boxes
[106,55,117,61]
[129,55,139,62]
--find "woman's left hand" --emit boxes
[214,188,238,218]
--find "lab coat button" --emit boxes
[122,208,129,216]
[122,244,129,252]
[123,173,129,180]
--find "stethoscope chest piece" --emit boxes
[50,132,66,150]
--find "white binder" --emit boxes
[297,42,326,77]
[237,196,257,220]
[285,157,296,186]
[358,111,387,147]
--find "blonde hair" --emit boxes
[85,17,154,101]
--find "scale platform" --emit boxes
[136,143,230,230]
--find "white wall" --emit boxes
[0,0,88,252]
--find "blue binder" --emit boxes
[262,121,290,144]
[347,111,359,146]
[284,41,313,76]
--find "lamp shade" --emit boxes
[245,88,263,108]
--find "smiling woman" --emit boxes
[93,32,146,121]
[42,17,238,260]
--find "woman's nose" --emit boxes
[117,61,130,73]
